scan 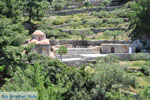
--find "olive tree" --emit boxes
[57,46,67,60]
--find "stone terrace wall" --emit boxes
[50,40,132,47]
[48,6,122,15]
[61,28,127,34]
[63,54,133,66]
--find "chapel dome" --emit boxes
[32,30,45,35]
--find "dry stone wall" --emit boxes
[61,28,127,34]
[48,6,122,15]
[50,40,132,47]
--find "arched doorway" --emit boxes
[123,46,128,53]
[111,47,115,53]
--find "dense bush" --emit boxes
[92,8,128,18]
[104,30,124,40]
[138,88,150,100]
[131,53,150,61]
[84,0,90,8]
[96,54,120,63]
[85,19,102,28]
[92,63,137,99]
[57,46,67,60]
[38,22,70,39]
[69,21,82,29]
[92,11,109,18]
[52,19,65,25]
[141,65,150,76]
[106,18,124,27]
[129,0,150,39]
[111,8,128,18]
[52,0,65,11]
[102,0,111,6]
[1,53,96,100]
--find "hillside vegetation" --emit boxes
[0,0,150,100]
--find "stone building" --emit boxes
[29,30,50,56]
[101,44,136,54]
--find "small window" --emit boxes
[111,47,115,53]
[38,37,41,41]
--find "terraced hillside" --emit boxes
[41,4,132,40]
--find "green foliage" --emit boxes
[52,19,65,25]
[70,21,82,29]
[85,19,102,28]
[96,54,120,63]
[106,18,124,27]
[92,11,109,18]
[102,0,111,6]
[131,53,150,61]
[1,63,66,100]
[111,8,128,18]
[129,0,150,39]
[93,63,137,98]
[0,0,23,22]
[1,53,96,100]
[25,0,50,22]
[0,18,28,78]
[84,1,90,8]
[80,30,94,40]
[52,0,65,11]
[138,88,150,100]
[92,8,128,18]
[38,22,70,39]
[106,90,135,100]
[57,46,67,60]
[141,65,150,76]
[104,30,124,40]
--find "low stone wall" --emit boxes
[115,53,132,61]
[63,53,133,66]
[50,40,131,47]
[61,28,127,34]
[48,6,122,15]
[63,59,88,67]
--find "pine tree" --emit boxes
[25,0,50,22]
[23,0,50,34]
[0,0,23,22]
[0,18,28,81]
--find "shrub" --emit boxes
[139,88,150,100]
[86,19,102,28]
[69,21,82,29]
[102,0,111,6]
[70,30,80,35]
[131,53,150,61]
[80,30,94,40]
[57,46,67,60]
[106,18,124,27]
[52,19,65,25]
[52,0,65,11]
[96,54,119,63]
[111,9,128,18]
[43,29,70,39]
[141,65,150,76]
[94,63,137,94]
[84,1,90,8]
[104,30,124,40]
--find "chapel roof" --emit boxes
[32,30,45,35]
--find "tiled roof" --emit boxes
[32,30,45,35]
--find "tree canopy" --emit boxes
[129,0,150,39]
